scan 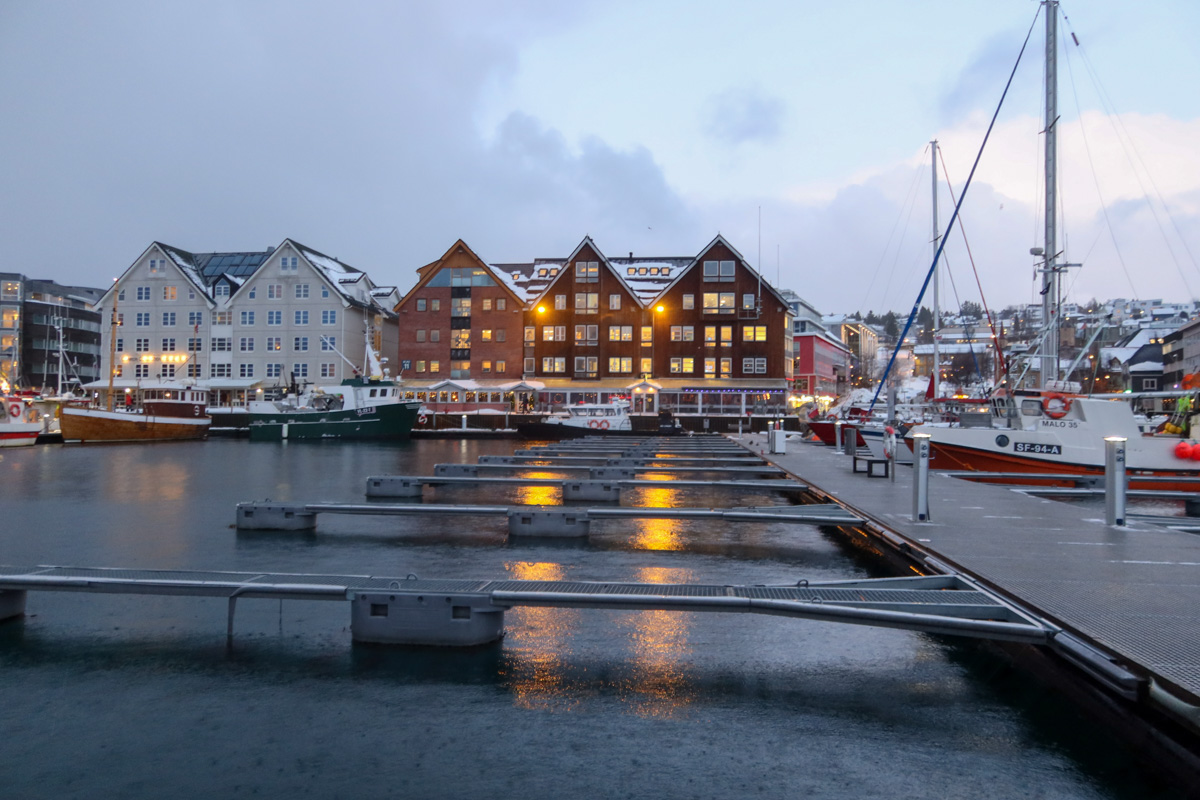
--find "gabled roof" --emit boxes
[399,239,527,310]
[654,233,794,311]
[524,236,648,311]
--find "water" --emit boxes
[0,439,1186,798]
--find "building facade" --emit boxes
[0,273,104,394]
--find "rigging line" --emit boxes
[1064,8,1200,286]
[858,151,928,312]
[881,174,932,311]
[1060,25,1144,298]
[869,3,1041,413]
[938,146,1008,377]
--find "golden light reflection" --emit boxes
[504,560,580,710]
[635,484,682,507]
[630,516,686,552]
[617,565,697,718]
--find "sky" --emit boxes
[2,0,1199,316]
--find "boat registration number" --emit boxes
[356,406,376,416]
[1014,442,1061,454]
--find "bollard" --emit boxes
[886,426,897,484]
[834,421,844,454]
[1104,436,1127,526]
[912,433,931,522]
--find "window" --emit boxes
[481,360,492,373]
[115,338,124,352]
[268,284,283,299]
[320,336,336,351]
[214,284,230,298]
[495,329,506,342]
[524,326,535,343]
[112,364,123,377]
[281,256,298,272]
[294,337,309,352]
[640,357,652,376]
[720,358,732,377]
[211,364,232,378]
[574,325,598,345]
[163,286,177,301]
[417,299,427,311]
[266,337,281,351]
[542,357,566,373]
[743,325,767,342]
[416,330,426,343]
[609,356,632,373]
[451,330,470,348]
[187,363,202,378]
[574,293,599,314]
[116,314,123,326]
[575,261,599,283]
[294,310,308,325]
[430,330,440,343]
[267,311,282,326]
[135,363,150,378]
[430,299,440,312]
[212,311,231,325]
[720,326,733,347]
[742,294,757,311]
[480,298,492,312]
[575,356,598,376]
[608,325,632,342]
[543,325,566,342]
[609,294,621,310]
[670,357,695,374]
[1143,378,1159,390]
[321,286,330,298]
[293,363,308,379]
[641,326,653,345]
[239,337,254,352]
[211,338,231,352]
[135,338,150,352]
[743,357,768,375]
[162,312,176,326]
[266,363,282,378]
[118,289,126,301]
[451,360,471,378]
[496,298,506,311]
[703,260,736,282]
[187,338,203,352]
[495,360,506,373]
[416,361,426,373]
[429,360,440,373]
[136,287,151,301]
[682,294,695,310]
[704,326,717,347]
[451,297,471,317]
[670,326,694,342]
[481,329,493,343]
[240,363,255,378]
[321,310,336,325]
[320,363,336,378]
[702,293,735,314]
[554,295,566,310]
[704,358,716,376]
[248,286,256,299]
[188,311,203,327]
[523,357,535,374]
[295,284,309,299]
[147,259,161,274]
[239,311,255,326]
[161,338,176,352]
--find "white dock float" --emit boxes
[235,501,861,537]
[0,566,1054,647]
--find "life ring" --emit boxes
[598,419,609,430]
[1042,393,1071,419]
[588,419,600,429]
[7,401,21,419]
[826,413,837,421]
[418,414,427,425]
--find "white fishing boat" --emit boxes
[1,396,41,447]
[516,399,682,439]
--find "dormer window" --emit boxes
[638,268,648,276]
[627,267,636,275]
[549,268,559,276]
[662,268,670,277]
[512,272,521,281]
[537,269,548,278]
[214,284,230,298]
[650,268,659,275]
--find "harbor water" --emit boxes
[0,438,1187,798]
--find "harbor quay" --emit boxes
[740,430,1200,786]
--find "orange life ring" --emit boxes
[587,419,600,429]
[418,414,427,425]
[598,419,609,430]
[1042,393,1071,419]
[7,401,21,419]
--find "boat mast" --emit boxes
[931,139,941,401]
[106,281,118,411]
[1039,0,1059,389]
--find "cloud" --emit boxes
[703,86,786,146]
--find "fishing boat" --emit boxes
[60,386,212,443]
[1,396,42,447]
[516,399,682,439]
[905,1,1200,489]
[245,331,420,441]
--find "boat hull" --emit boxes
[60,407,211,443]
[516,421,682,440]
[0,423,41,447]
[806,420,867,447]
[247,401,421,441]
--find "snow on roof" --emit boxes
[1129,360,1163,373]
[158,244,208,296]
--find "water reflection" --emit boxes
[618,566,697,717]
[513,471,566,506]
[503,560,580,710]
[630,516,686,552]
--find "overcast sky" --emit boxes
[3,0,1198,315]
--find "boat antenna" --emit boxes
[868,5,1041,413]
[106,278,118,412]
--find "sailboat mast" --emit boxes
[931,139,941,401]
[106,281,118,411]
[1040,0,1059,389]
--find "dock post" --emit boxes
[912,433,931,522]
[834,421,844,454]
[0,589,27,622]
[1104,436,1127,526]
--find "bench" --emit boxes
[852,454,890,478]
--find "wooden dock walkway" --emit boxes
[738,432,1200,718]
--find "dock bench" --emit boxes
[852,453,890,478]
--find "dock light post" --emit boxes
[834,420,844,454]
[912,433,932,522]
[1104,436,1127,526]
